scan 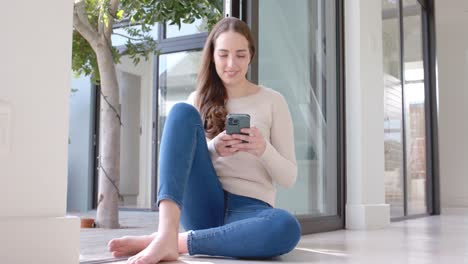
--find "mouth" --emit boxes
[225,71,238,77]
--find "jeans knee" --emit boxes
[167,103,201,124]
[269,209,301,255]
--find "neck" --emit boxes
[225,79,256,98]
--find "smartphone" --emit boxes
[225,114,250,137]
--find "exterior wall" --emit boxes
[116,56,154,208]
[0,1,79,263]
[436,0,468,208]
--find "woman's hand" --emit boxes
[231,126,266,157]
[213,131,243,157]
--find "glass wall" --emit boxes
[382,0,405,218]
[258,0,339,217]
[381,0,430,218]
[166,18,208,38]
[153,15,212,205]
[158,51,202,140]
[402,0,427,215]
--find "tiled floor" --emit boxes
[74,208,468,264]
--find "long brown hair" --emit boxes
[195,17,256,139]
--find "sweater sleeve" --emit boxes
[259,93,297,188]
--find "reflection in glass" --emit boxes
[403,0,427,215]
[258,0,337,216]
[158,51,202,145]
[166,18,208,38]
[382,0,405,218]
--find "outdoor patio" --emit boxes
[73,209,468,264]
[74,210,158,263]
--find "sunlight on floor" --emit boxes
[295,247,348,257]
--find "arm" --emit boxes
[259,94,297,188]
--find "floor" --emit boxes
[75,208,468,264]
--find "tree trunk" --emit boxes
[95,37,120,229]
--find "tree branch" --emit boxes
[97,0,106,35]
[73,0,98,48]
[112,32,145,42]
[105,0,120,40]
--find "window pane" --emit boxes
[158,51,202,143]
[166,18,208,38]
[112,25,159,47]
[403,0,427,215]
[382,0,405,218]
[258,0,338,216]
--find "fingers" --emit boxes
[224,139,243,146]
[218,145,239,156]
[230,142,257,150]
[216,127,265,157]
[220,134,236,141]
[240,126,259,136]
[231,134,251,142]
[215,132,242,156]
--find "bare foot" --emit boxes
[126,233,179,264]
[108,232,189,258]
[108,234,155,257]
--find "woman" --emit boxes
[108,17,301,264]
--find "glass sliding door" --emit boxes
[382,0,405,218]
[242,0,344,232]
[402,0,427,215]
[381,0,432,218]
[157,51,202,142]
[152,5,214,207]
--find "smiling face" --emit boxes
[213,31,251,87]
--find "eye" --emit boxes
[219,54,228,58]
[237,55,246,58]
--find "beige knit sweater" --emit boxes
[187,85,297,206]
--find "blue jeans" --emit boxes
[157,103,301,258]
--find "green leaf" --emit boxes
[116,10,124,19]
[72,0,223,82]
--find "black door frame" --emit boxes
[425,0,440,216]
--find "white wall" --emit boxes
[0,1,79,263]
[116,56,154,208]
[118,71,141,206]
[435,0,468,208]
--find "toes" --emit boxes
[127,255,139,264]
[108,239,119,249]
[108,245,119,252]
[112,251,128,258]
[127,254,152,264]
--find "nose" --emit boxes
[227,56,236,67]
